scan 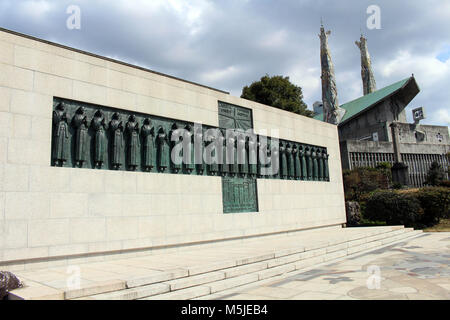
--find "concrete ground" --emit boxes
[201,232,450,300]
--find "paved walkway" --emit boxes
[200,232,450,300]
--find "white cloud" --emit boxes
[334,70,363,105]
[259,29,289,49]
[431,1,450,19]
[290,65,320,104]
[431,108,450,126]
[115,0,211,35]
[18,0,53,18]
[381,50,450,87]
[166,0,212,35]
[200,65,241,83]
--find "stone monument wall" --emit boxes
[0,29,345,268]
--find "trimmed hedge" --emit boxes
[425,161,446,186]
[364,191,423,227]
[415,187,450,226]
[363,187,450,228]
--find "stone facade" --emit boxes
[338,98,408,143]
[0,29,345,269]
[340,134,449,187]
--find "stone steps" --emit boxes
[77,226,422,300]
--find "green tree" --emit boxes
[425,161,446,186]
[343,167,391,201]
[241,74,313,117]
[446,152,450,177]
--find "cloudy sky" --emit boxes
[0,0,449,126]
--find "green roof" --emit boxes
[313,112,323,121]
[314,77,416,124]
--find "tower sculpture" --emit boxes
[355,35,377,95]
[319,24,344,124]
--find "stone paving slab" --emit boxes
[82,283,170,300]
[141,285,211,300]
[8,280,65,300]
[64,279,126,299]
[222,261,268,279]
[166,271,225,291]
[126,268,188,288]
[208,274,260,293]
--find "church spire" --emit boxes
[355,34,376,95]
[319,24,343,124]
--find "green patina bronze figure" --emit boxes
[141,118,154,172]
[323,150,330,181]
[183,124,195,174]
[293,144,301,180]
[248,136,257,177]
[72,106,88,167]
[170,123,182,173]
[52,103,70,166]
[156,126,169,172]
[299,145,307,180]
[206,131,219,176]
[194,125,204,174]
[312,147,319,180]
[92,110,107,168]
[218,130,227,176]
[126,115,140,171]
[305,146,312,180]
[286,143,295,179]
[279,142,288,179]
[226,135,237,176]
[256,140,263,177]
[237,134,248,177]
[317,149,324,181]
[271,143,279,178]
[110,112,124,170]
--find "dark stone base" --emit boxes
[391,162,410,186]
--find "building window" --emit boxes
[372,132,379,142]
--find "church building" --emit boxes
[314,28,449,187]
